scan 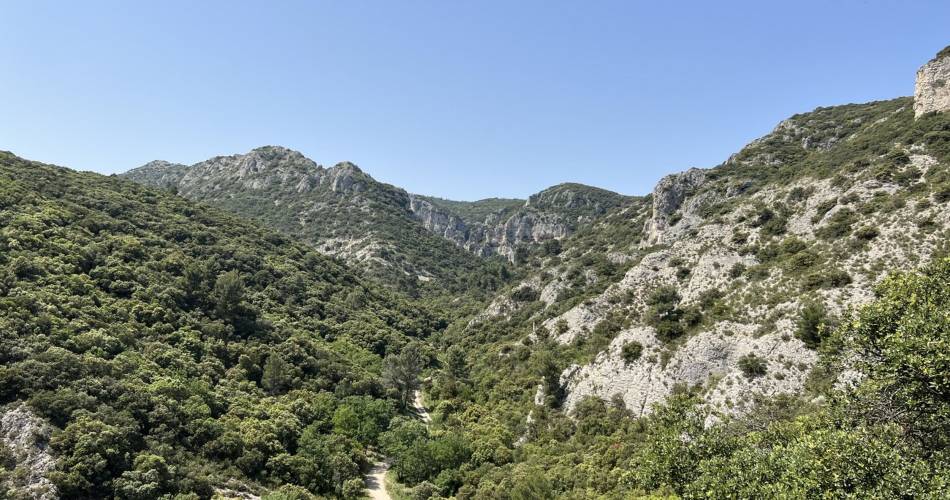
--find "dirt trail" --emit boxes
[413,389,431,423]
[364,461,391,500]
[364,389,429,499]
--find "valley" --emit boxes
[2,43,950,500]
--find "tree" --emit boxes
[847,258,950,448]
[645,285,685,341]
[796,301,829,348]
[50,413,133,498]
[114,453,172,500]
[262,352,290,395]
[533,348,563,408]
[444,345,467,379]
[622,341,643,363]
[213,270,246,319]
[383,343,425,410]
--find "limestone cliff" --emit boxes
[409,183,630,260]
[915,46,950,117]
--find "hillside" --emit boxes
[123,149,632,294]
[0,151,443,498]
[448,95,950,417]
[409,79,950,495]
[5,43,950,500]
[122,147,510,297]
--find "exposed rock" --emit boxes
[123,160,189,190]
[407,183,630,260]
[915,46,950,117]
[563,323,817,418]
[643,168,707,245]
[1,404,57,499]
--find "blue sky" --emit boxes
[2,1,948,200]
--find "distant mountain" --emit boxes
[409,183,631,260]
[123,146,503,294]
[123,147,631,293]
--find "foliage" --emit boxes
[846,258,950,449]
[383,342,426,410]
[796,301,831,348]
[737,353,768,379]
[0,152,441,497]
[621,341,643,364]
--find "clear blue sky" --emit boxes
[2,1,948,200]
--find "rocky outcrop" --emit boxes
[408,198,573,260]
[643,168,707,245]
[176,146,324,198]
[408,184,629,260]
[915,46,950,117]
[407,197,471,249]
[562,324,817,419]
[122,160,189,190]
[1,404,57,499]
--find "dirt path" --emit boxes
[364,389,429,499]
[364,461,391,500]
[413,389,431,423]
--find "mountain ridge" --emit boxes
[122,146,632,292]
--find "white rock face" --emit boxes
[563,324,817,418]
[915,48,950,117]
[643,168,707,245]
[534,146,950,419]
[408,195,574,260]
[1,405,57,499]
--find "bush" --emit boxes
[802,269,851,290]
[622,341,643,363]
[738,353,767,379]
[796,301,830,348]
[644,285,686,342]
[511,286,539,302]
[854,226,880,241]
[729,263,746,278]
[816,209,857,240]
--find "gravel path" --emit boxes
[364,389,429,499]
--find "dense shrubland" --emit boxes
[0,152,443,498]
[414,259,950,498]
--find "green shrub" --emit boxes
[796,301,830,348]
[729,263,746,278]
[816,209,857,240]
[622,341,644,363]
[854,226,880,241]
[738,354,768,379]
[511,286,539,302]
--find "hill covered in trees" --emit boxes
[0,151,443,498]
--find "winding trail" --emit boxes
[364,389,429,499]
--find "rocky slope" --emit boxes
[410,183,630,260]
[0,405,56,499]
[124,148,630,294]
[459,84,950,422]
